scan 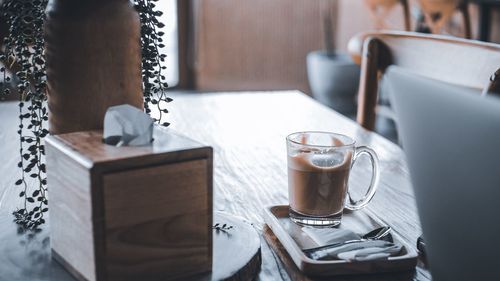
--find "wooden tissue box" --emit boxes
[45,127,213,281]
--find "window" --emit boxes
[156,0,179,87]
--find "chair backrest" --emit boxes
[348,31,500,130]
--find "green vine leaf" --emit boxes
[213,223,234,234]
[1,0,171,230]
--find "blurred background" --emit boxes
[155,0,499,142]
[3,0,496,142]
[160,0,499,89]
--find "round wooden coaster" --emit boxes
[211,212,261,281]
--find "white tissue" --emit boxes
[103,104,154,146]
[302,227,402,261]
[336,244,402,261]
[302,227,361,245]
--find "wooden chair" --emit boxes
[364,0,412,31]
[348,31,500,131]
[417,0,472,39]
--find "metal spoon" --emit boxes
[303,226,393,258]
[362,226,393,241]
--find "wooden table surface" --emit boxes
[0,91,431,281]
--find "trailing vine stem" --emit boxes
[1,0,49,230]
[213,223,234,234]
[135,0,173,126]
[0,0,171,230]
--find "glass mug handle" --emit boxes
[345,146,380,211]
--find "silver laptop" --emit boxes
[386,66,500,281]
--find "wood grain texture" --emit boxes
[0,91,430,280]
[162,91,429,280]
[356,37,385,131]
[264,206,418,277]
[49,127,213,170]
[45,0,144,134]
[348,31,500,130]
[210,212,261,281]
[184,0,337,93]
[104,160,211,280]
[264,226,428,281]
[45,145,98,281]
[45,128,213,281]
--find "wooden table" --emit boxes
[0,91,431,281]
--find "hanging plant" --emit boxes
[135,0,173,126]
[0,0,171,230]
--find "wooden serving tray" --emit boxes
[264,205,418,276]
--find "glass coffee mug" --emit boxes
[286,131,380,227]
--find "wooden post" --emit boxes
[483,68,500,96]
[176,0,196,89]
[45,0,144,135]
[357,37,383,131]
[401,0,412,31]
[459,1,472,39]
